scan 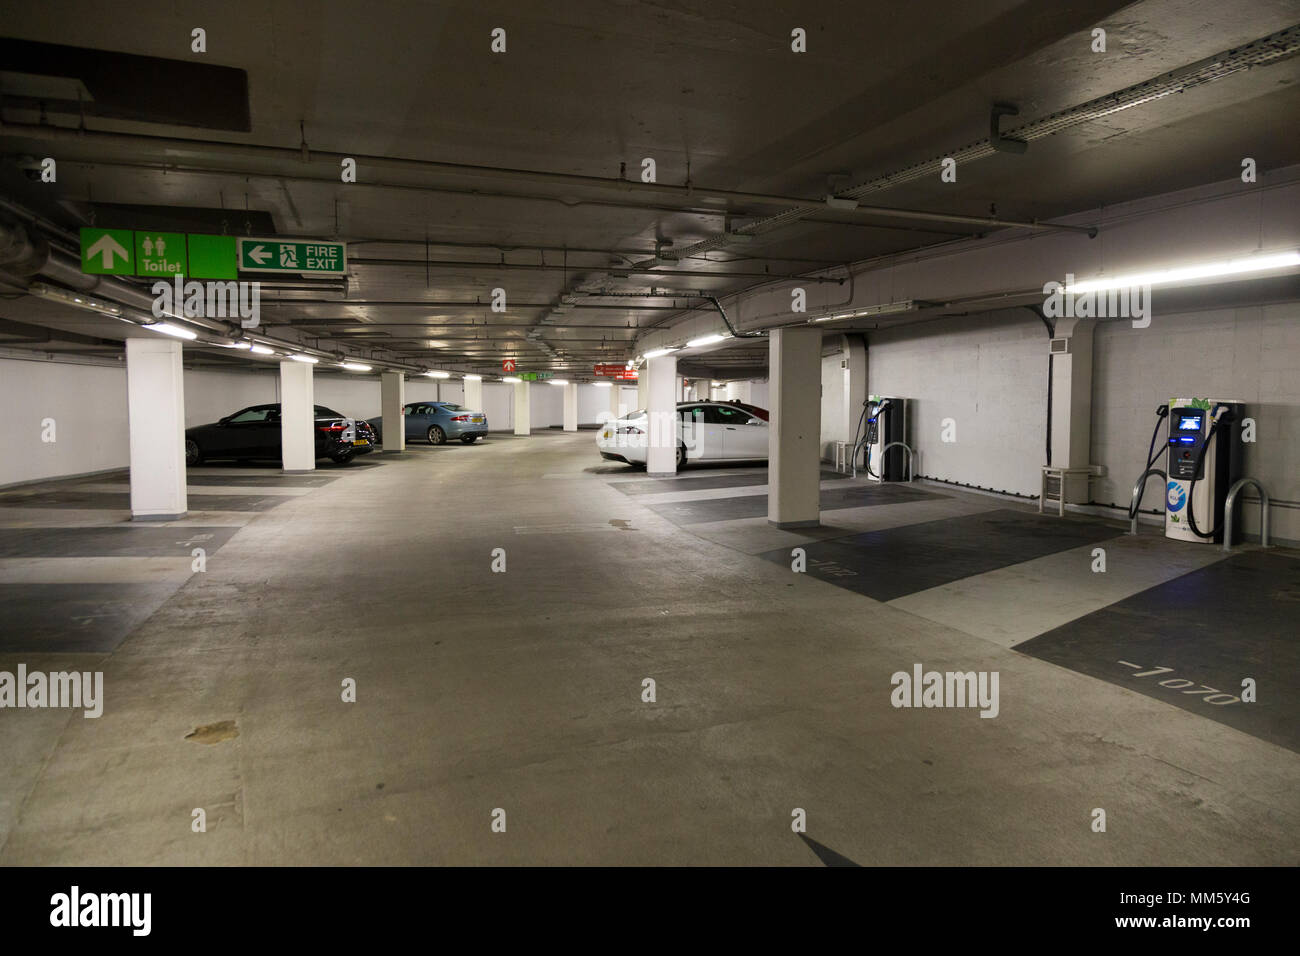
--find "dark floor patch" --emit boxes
[0,582,181,653]
[798,833,862,867]
[1017,549,1300,752]
[647,481,944,525]
[0,491,287,512]
[184,474,336,487]
[185,720,239,744]
[609,470,848,496]
[758,509,1121,602]
[0,526,239,558]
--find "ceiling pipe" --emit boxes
[1,122,1094,236]
[347,255,844,283]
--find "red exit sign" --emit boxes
[594,364,638,380]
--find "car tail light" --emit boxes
[450,415,470,422]
[616,426,644,435]
[318,421,347,434]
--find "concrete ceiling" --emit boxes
[1,0,1297,377]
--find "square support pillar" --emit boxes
[463,377,483,415]
[513,380,531,435]
[280,359,316,472]
[768,327,822,528]
[608,383,623,420]
[645,353,678,475]
[381,371,406,453]
[840,334,867,453]
[636,373,649,412]
[563,382,578,431]
[1049,318,1096,504]
[126,337,187,519]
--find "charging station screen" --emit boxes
[1178,415,1202,431]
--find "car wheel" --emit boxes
[185,439,203,466]
[330,449,355,464]
[428,426,446,445]
[676,443,686,468]
[460,434,477,444]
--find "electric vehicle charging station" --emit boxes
[1163,398,1245,545]
[864,395,909,482]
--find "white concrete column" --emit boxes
[645,353,678,475]
[1049,318,1096,503]
[280,359,316,472]
[636,372,649,411]
[126,337,187,519]
[607,383,622,420]
[563,382,578,431]
[768,327,822,528]
[463,376,483,414]
[381,371,406,453]
[840,334,867,445]
[513,380,531,435]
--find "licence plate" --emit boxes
[353,439,370,446]
[472,417,483,423]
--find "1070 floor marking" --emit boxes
[1117,661,1240,705]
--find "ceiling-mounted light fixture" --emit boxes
[249,344,275,355]
[341,362,372,372]
[548,379,570,386]
[592,381,612,388]
[643,347,677,360]
[143,321,197,340]
[503,376,522,383]
[813,300,916,322]
[27,282,124,317]
[687,333,730,348]
[463,374,483,381]
[425,370,451,378]
[1064,250,1300,294]
[290,354,319,364]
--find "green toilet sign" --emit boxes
[134,231,187,276]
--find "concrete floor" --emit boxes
[1,431,1297,865]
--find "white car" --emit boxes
[596,401,770,469]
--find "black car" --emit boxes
[184,403,376,466]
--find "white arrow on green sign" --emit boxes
[80,228,134,274]
[238,238,346,276]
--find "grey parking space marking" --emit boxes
[609,469,848,495]
[0,526,240,558]
[0,582,184,653]
[757,509,1123,602]
[0,491,290,512]
[183,474,339,487]
[646,481,946,525]
[1016,549,1300,753]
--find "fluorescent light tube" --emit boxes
[1065,251,1300,294]
[290,354,319,364]
[687,334,729,348]
[144,322,197,340]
